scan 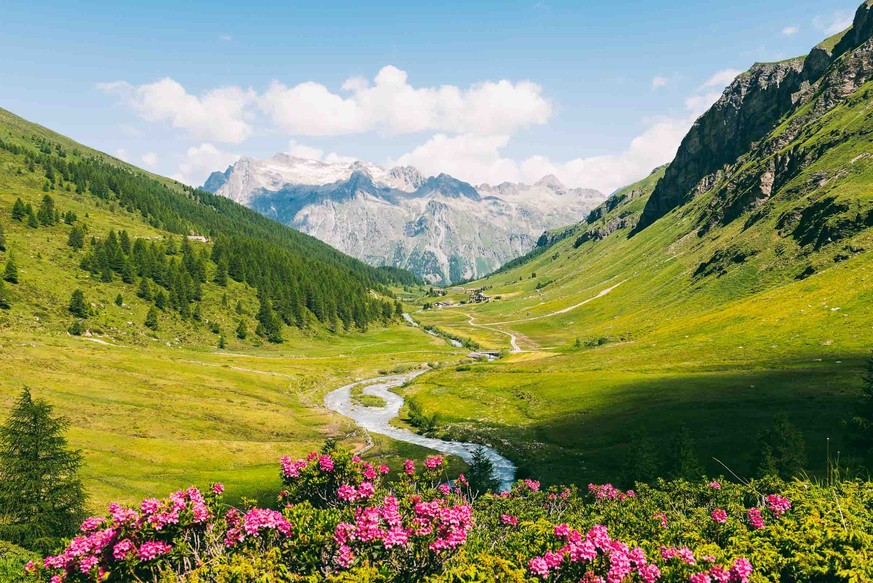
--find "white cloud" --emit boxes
[813,11,853,35]
[699,69,742,91]
[172,143,239,186]
[98,78,255,144]
[651,76,670,89]
[219,34,232,41]
[782,25,800,36]
[260,65,552,137]
[392,69,735,193]
[114,148,128,161]
[141,152,158,168]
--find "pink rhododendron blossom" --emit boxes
[424,455,444,469]
[318,455,335,472]
[653,513,668,528]
[524,479,541,492]
[404,459,416,475]
[710,481,721,490]
[711,508,728,523]
[747,507,765,530]
[438,483,451,495]
[138,541,172,561]
[690,574,712,583]
[212,483,224,495]
[730,558,753,583]
[338,484,357,501]
[379,464,390,474]
[766,494,791,518]
[501,514,518,526]
[709,565,730,583]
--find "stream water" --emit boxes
[324,369,517,491]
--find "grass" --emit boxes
[0,327,464,510]
[403,74,873,485]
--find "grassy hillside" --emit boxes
[407,14,873,486]
[0,107,464,509]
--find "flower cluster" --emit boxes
[588,483,636,501]
[35,484,225,582]
[528,523,660,582]
[224,508,292,547]
[766,494,791,518]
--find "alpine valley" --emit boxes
[203,156,605,284]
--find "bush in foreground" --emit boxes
[22,446,873,582]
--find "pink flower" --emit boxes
[112,540,136,561]
[23,561,37,575]
[404,459,415,475]
[730,558,753,583]
[653,513,668,528]
[438,483,451,495]
[338,484,357,501]
[138,541,172,561]
[747,507,765,530]
[524,479,540,492]
[336,544,354,568]
[379,464,390,474]
[242,508,292,537]
[424,455,444,469]
[212,482,225,495]
[766,494,791,518]
[356,482,375,499]
[318,455,335,472]
[710,481,721,490]
[639,564,661,583]
[690,574,712,583]
[528,556,551,577]
[80,517,104,532]
[500,514,518,526]
[709,566,730,583]
[140,498,161,515]
[711,508,728,523]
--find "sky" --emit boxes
[0,0,859,193]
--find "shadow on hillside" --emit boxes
[494,355,868,486]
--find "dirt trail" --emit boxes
[467,281,624,352]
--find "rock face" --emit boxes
[639,0,873,230]
[204,157,604,284]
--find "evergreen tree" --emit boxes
[0,279,11,310]
[667,425,704,480]
[192,303,202,322]
[68,289,88,318]
[753,412,807,479]
[3,254,18,284]
[63,210,77,225]
[37,195,56,226]
[144,306,159,331]
[67,321,84,336]
[136,277,152,301]
[256,297,283,343]
[214,260,228,287]
[0,222,6,252]
[154,290,167,310]
[0,388,86,550]
[236,319,248,340]
[67,225,85,250]
[624,431,660,485]
[235,300,244,315]
[26,210,38,229]
[466,447,498,497]
[218,335,226,349]
[11,198,26,222]
[114,293,123,307]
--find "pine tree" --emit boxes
[3,254,18,284]
[466,447,498,497]
[753,412,807,479]
[0,388,86,550]
[137,277,152,301]
[144,306,159,331]
[114,293,123,307]
[26,210,39,229]
[0,279,11,310]
[218,335,226,349]
[67,225,85,250]
[667,425,704,480]
[624,431,660,485]
[236,319,248,340]
[68,289,88,318]
[0,222,6,252]
[11,198,26,222]
[37,195,56,226]
[154,290,167,310]
[214,261,228,286]
[256,297,283,343]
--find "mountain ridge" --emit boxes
[204,156,604,284]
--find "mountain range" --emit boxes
[204,156,604,284]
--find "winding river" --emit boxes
[324,369,517,491]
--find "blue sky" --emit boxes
[0,0,858,191]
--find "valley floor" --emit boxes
[0,326,464,510]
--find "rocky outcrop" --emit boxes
[638,0,873,230]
